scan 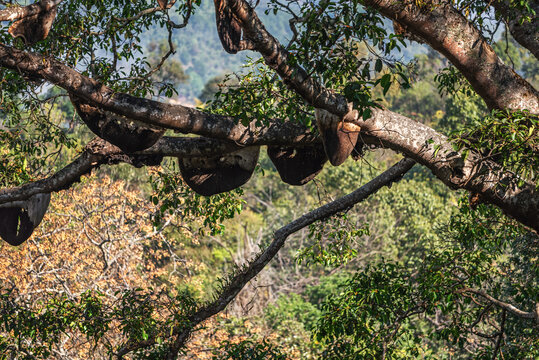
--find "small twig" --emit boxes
[460,288,537,320]
[491,309,506,360]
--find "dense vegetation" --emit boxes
[0,0,538,359]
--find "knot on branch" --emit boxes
[85,138,163,168]
[315,105,361,166]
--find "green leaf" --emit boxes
[375,59,383,73]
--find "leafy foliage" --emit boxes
[313,199,538,359]
[212,339,288,359]
[0,0,538,358]
[150,167,245,236]
[297,214,369,267]
[453,110,539,186]
[0,286,199,359]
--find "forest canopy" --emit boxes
[0,0,537,358]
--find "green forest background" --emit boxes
[112,3,538,357]
[1,1,537,359]
[166,0,426,100]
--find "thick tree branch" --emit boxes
[226,0,539,231]
[361,0,539,113]
[1,36,538,230]
[0,45,316,146]
[0,0,62,22]
[231,0,538,115]
[142,136,243,157]
[116,157,416,359]
[0,137,243,204]
[4,102,538,230]
[492,0,539,60]
[357,108,539,231]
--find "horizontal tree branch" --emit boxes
[0,45,316,146]
[0,137,244,204]
[0,43,538,230]
[116,157,417,359]
[142,136,243,157]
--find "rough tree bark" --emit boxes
[0,0,538,357]
[228,0,539,230]
[361,0,539,113]
[0,41,538,230]
[0,0,61,22]
[492,0,539,60]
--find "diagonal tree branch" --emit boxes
[226,0,539,231]
[492,0,539,60]
[115,157,417,359]
[356,108,539,231]
[461,288,538,322]
[228,0,350,117]
[360,0,539,113]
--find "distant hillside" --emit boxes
[150,3,426,101]
[164,1,291,100]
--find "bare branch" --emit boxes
[356,108,539,231]
[0,44,317,146]
[462,288,538,321]
[142,136,243,157]
[113,6,162,22]
[116,157,416,358]
[492,309,506,360]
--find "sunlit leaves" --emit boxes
[207,58,314,128]
[0,286,199,359]
[150,167,244,236]
[0,75,78,187]
[312,198,538,359]
[435,65,474,97]
[212,339,288,359]
[452,110,539,186]
[297,214,369,267]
